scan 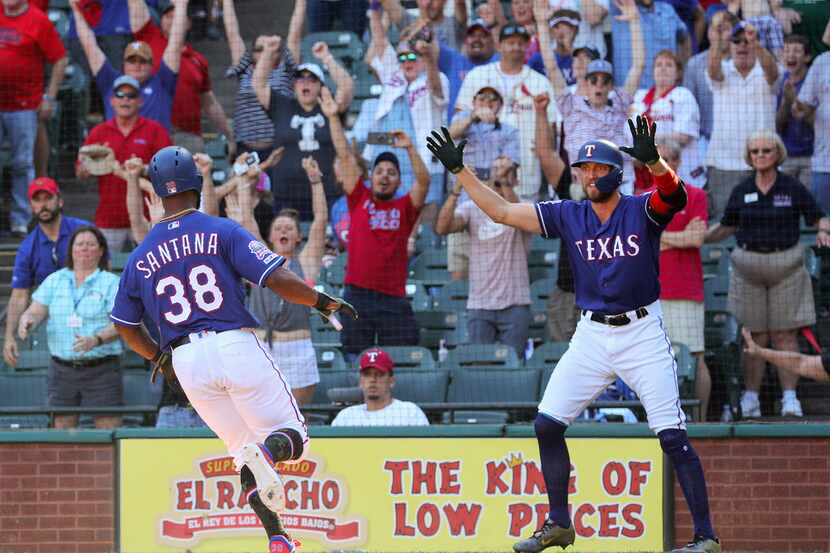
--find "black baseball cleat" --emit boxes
[513,519,576,552]
[671,535,721,553]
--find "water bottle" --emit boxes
[438,339,448,363]
[524,338,534,361]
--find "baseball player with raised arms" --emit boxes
[110,146,356,553]
[427,117,719,553]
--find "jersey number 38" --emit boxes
[156,264,224,324]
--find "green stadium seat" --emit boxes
[700,244,729,280]
[121,350,147,369]
[416,310,461,349]
[703,274,729,311]
[526,341,569,370]
[704,310,742,418]
[316,347,347,371]
[352,62,383,100]
[445,343,520,370]
[528,310,548,343]
[672,342,696,398]
[0,372,49,428]
[300,32,364,72]
[358,345,436,370]
[530,278,555,305]
[122,369,161,406]
[204,134,228,159]
[447,368,539,402]
[530,235,560,253]
[14,350,51,372]
[441,410,510,424]
[539,364,555,394]
[47,9,70,38]
[56,63,89,151]
[527,248,559,270]
[310,316,342,348]
[392,369,449,403]
[322,255,347,288]
[311,370,358,405]
[433,279,468,311]
[529,266,556,283]
[409,249,450,286]
[405,280,432,311]
[111,252,131,272]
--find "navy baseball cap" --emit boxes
[112,75,141,93]
[373,151,400,173]
[467,18,489,33]
[573,46,600,60]
[499,23,530,41]
[586,59,613,78]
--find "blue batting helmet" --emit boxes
[149,146,202,198]
[571,139,623,171]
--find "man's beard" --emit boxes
[374,189,395,201]
[586,186,615,203]
[37,206,60,224]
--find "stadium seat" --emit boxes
[405,281,432,311]
[122,369,162,425]
[441,410,510,424]
[528,309,548,343]
[530,278,555,305]
[703,274,729,311]
[311,370,358,405]
[409,249,450,286]
[392,369,449,403]
[121,350,147,370]
[321,255,347,288]
[316,347,347,371]
[204,134,228,159]
[529,266,557,283]
[526,341,570,370]
[310,315,342,348]
[300,31,364,72]
[527,249,558,272]
[539,364,555,394]
[433,279,468,311]
[358,345,436,370]
[672,342,697,398]
[111,252,131,272]
[445,343,521,370]
[0,372,49,429]
[530,235,560,253]
[352,62,383,100]
[704,310,742,417]
[48,9,70,40]
[447,368,539,403]
[416,310,461,349]
[700,245,729,280]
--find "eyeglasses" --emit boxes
[397,52,418,63]
[295,73,320,82]
[587,75,611,86]
[114,90,139,99]
[252,46,264,53]
[501,25,528,38]
[730,37,749,45]
[749,148,773,155]
[475,93,501,102]
[124,57,151,65]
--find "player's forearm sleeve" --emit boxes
[648,169,687,218]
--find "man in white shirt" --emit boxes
[331,348,430,427]
[705,21,779,221]
[455,23,560,202]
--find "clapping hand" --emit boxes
[311,41,331,61]
[145,192,165,226]
[319,87,339,118]
[426,127,467,174]
[193,153,213,176]
[614,0,639,22]
[620,115,660,165]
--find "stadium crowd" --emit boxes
[0,0,829,427]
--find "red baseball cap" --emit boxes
[27,177,59,199]
[359,347,394,374]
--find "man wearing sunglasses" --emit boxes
[70,0,188,131]
[77,76,172,252]
[705,21,779,221]
[537,0,644,195]
[438,18,499,121]
[4,178,93,369]
[455,23,558,202]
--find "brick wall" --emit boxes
[0,444,114,553]
[674,438,830,552]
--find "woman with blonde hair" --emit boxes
[705,129,830,418]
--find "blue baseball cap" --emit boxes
[112,75,141,93]
[586,59,613,78]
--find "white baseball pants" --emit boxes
[171,329,308,469]
[539,300,687,433]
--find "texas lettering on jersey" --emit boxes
[574,234,640,261]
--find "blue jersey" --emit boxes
[535,194,664,314]
[110,211,285,350]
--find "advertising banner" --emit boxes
[119,437,664,552]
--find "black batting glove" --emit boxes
[426,127,467,174]
[620,115,660,165]
[314,290,358,322]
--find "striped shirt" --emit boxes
[226,47,297,144]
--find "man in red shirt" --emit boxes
[647,141,711,421]
[76,76,172,251]
[127,0,233,154]
[334,129,430,355]
[0,0,67,236]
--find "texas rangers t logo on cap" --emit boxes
[367,351,379,363]
[585,144,596,157]
[165,181,177,194]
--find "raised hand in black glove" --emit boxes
[314,290,358,325]
[426,127,467,174]
[620,115,660,165]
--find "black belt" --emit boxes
[52,355,118,369]
[582,307,649,327]
[170,335,193,350]
[738,243,793,254]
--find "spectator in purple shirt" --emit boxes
[776,34,814,187]
[70,0,188,130]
